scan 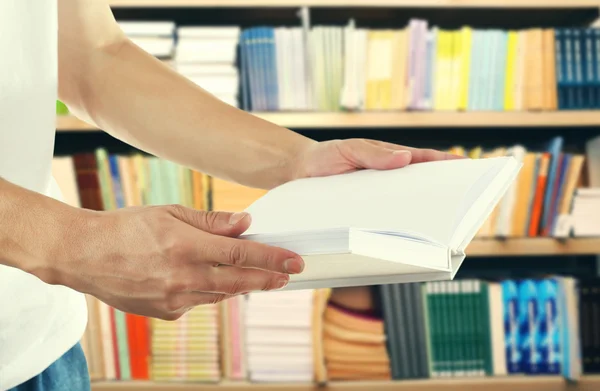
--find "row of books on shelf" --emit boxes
[79,276,599,383]
[50,137,600,242]
[51,141,600,240]
[101,19,600,113]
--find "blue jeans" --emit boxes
[8,343,90,391]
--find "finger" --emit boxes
[340,139,413,170]
[364,140,466,163]
[196,233,304,274]
[169,205,252,238]
[206,265,290,294]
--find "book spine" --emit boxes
[503,280,521,374]
[480,282,494,376]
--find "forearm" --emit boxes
[58,11,315,189]
[0,178,82,281]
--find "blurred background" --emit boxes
[53,1,600,390]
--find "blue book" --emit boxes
[502,280,521,373]
[582,29,595,108]
[572,29,584,109]
[467,30,480,111]
[424,29,437,110]
[594,29,600,109]
[537,279,561,375]
[256,27,268,112]
[265,27,279,111]
[518,279,541,374]
[108,155,125,209]
[564,29,575,109]
[239,30,251,111]
[244,29,259,111]
[540,137,564,236]
[549,154,572,236]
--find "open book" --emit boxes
[242,157,521,290]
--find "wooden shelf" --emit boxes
[108,0,600,9]
[91,376,600,391]
[56,111,600,132]
[467,238,600,256]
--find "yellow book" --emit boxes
[379,30,394,110]
[365,31,380,110]
[132,154,148,205]
[434,30,451,110]
[448,146,466,156]
[365,31,394,110]
[391,29,408,110]
[458,27,472,111]
[468,146,483,159]
[504,31,518,110]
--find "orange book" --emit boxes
[312,289,331,384]
[126,314,150,380]
[526,29,544,110]
[191,170,205,210]
[528,153,551,237]
[543,29,558,110]
[511,153,537,237]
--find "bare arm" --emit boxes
[0,178,78,280]
[57,0,315,190]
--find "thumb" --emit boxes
[169,206,252,237]
[343,139,413,170]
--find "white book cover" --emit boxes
[177,26,241,39]
[118,21,175,37]
[242,157,521,290]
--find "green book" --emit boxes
[480,281,494,376]
[114,309,132,380]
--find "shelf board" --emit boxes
[56,111,600,132]
[91,376,600,391]
[108,0,600,8]
[467,238,600,256]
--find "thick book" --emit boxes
[242,157,521,290]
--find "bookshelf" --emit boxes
[56,111,600,131]
[107,0,600,8]
[467,238,600,256]
[91,377,600,391]
[52,0,600,389]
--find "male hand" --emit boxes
[49,205,303,321]
[292,139,464,180]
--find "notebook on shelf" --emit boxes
[242,157,521,290]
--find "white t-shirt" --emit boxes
[0,1,88,389]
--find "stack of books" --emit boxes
[118,21,176,59]
[570,188,600,236]
[151,305,221,382]
[175,26,241,108]
[245,290,315,382]
[323,302,391,380]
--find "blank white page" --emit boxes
[245,157,513,247]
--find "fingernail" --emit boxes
[284,258,304,274]
[229,212,248,226]
[392,150,411,157]
[277,277,289,289]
